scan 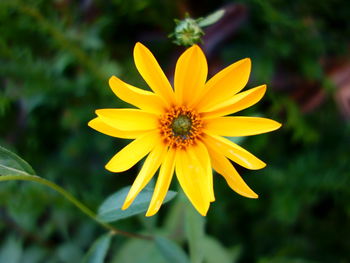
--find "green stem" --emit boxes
[0,175,152,240]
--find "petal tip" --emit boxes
[108,75,118,85]
[134,42,146,53]
[87,119,94,128]
[145,210,155,217]
[94,109,103,117]
[121,200,131,210]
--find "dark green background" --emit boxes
[1,0,349,262]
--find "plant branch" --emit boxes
[0,175,153,240]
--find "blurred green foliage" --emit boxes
[0,0,349,262]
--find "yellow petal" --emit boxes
[195,58,251,111]
[190,141,215,202]
[205,117,282,137]
[202,85,267,118]
[95,109,158,131]
[133,42,175,105]
[203,134,266,170]
[175,149,210,216]
[105,131,158,172]
[122,143,167,210]
[109,76,167,114]
[174,45,208,106]
[206,143,258,198]
[146,148,176,216]
[88,117,144,139]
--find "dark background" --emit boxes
[0,0,349,262]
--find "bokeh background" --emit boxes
[1,0,349,262]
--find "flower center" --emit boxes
[171,115,192,136]
[159,106,203,149]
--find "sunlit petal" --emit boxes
[105,132,158,172]
[205,116,282,137]
[175,149,210,216]
[95,109,158,131]
[146,148,176,216]
[88,117,144,139]
[206,143,258,198]
[202,85,266,118]
[109,76,167,114]
[196,58,251,111]
[191,141,215,202]
[203,134,266,170]
[174,45,208,106]
[122,143,167,209]
[133,42,175,105]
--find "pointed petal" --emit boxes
[206,143,258,198]
[191,141,215,202]
[105,132,158,172]
[174,45,208,106]
[202,85,267,118]
[203,134,266,170]
[196,58,251,111]
[175,149,210,216]
[122,143,167,209]
[205,116,282,137]
[88,117,144,139]
[95,109,158,131]
[146,148,176,216]
[133,42,175,105]
[109,76,167,114]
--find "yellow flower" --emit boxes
[89,43,281,216]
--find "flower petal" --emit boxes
[202,85,267,118]
[190,141,215,202]
[88,117,144,139]
[95,109,158,131]
[205,116,282,137]
[105,131,158,172]
[109,76,167,114]
[122,143,167,210]
[146,148,176,217]
[174,45,208,106]
[206,143,258,198]
[175,149,210,216]
[196,58,251,111]
[133,42,175,105]
[203,134,266,170]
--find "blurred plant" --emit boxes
[169,10,225,46]
[1,0,350,262]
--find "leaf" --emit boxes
[97,186,177,222]
[82,233,112,263]
[198,10,225,27]
[185,204,205,263]
[155,236,190,263]
[0,146,35,176]
[112,239,167,263]
[202,236,240,263]
[0,237,22,263]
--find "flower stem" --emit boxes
[0,175,153,240]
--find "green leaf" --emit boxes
[112,239,167,263]
[155,236,190,263]
[202,236,240,263]
[97,186,177,222]
[0,145,35,176]
[185,204,205,263]
[197,10,225,27]
[82,233,112,263]
[0,237,22,263]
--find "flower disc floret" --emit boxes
[159,106,203,149]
